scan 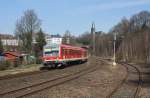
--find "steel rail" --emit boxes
[106,61,141,98]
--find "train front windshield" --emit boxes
[44,50,59,56]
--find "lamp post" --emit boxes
[113,32,117,66]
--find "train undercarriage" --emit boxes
[42,59,88,69]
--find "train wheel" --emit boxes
[58,64,66,69]
[57,64,62,68]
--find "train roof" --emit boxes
[44,44,87,51]
[60,44,86,51]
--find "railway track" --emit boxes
[124,63,142,98]
[0,59,100,81]
[81,57,142,98]
[0,60,102,98]
[107,62,142,98]
[1,57,136,98]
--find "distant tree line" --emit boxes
[114,11,150,63]
[76,11,150,64]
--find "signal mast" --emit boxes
[113,32,117,66]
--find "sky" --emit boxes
[0,0,150,36]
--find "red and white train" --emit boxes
[42,44,88,68]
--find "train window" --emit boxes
[70,49,72,55]
[64,49,65,55]
[77,50,79,55]
[44,50,59,56]
[67,49,70,55]
[76,50,78,55]
[62,48,65,55]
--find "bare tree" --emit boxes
[111,11,150,63]
[77,10,150,63]
[62,30,77,45]
[15,9,41,54]
[76,32,91,45]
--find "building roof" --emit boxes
[51,34,61,38]
[4,52,22,57]
[0,34,16,39]
[45,34,62,39]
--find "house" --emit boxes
[4,52,22,61]
[0,52,5,61]
[45,34,62,45]
[0,34,19,51]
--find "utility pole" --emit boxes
[113,32,117,66]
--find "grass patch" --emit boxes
[17,63,42,69]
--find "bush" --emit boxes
[0,60,11,70]
[36,58,42,64]
[13,60,19,67]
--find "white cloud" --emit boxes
[69,0,150,15]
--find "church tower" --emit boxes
[91,22,96,55]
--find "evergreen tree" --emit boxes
[34,29,46,63]
[0,37,3,53]
[36,29,46,51]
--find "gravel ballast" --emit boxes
[28,60,127,98]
